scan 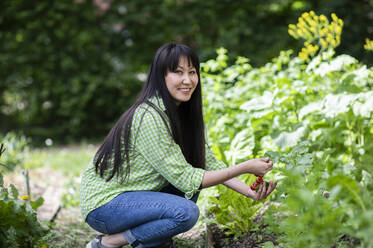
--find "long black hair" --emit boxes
[94,42,206,182]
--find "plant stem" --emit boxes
[23,169,31,198]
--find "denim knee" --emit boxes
[176,200,200,232]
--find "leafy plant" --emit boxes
[263,142,347,247]
[0,145,52,248]
[202,10,373,246]
[207,182,264,236]
[0,132,30,172]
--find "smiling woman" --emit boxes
[164,56,198,106]
[80,43,276,248]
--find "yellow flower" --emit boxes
[299,51,309,61]
[289,10,344,57]
[10,150,15,156]
[40,244,47,248]
[320,28,327,36]
[20,195,29,200]
[299,19,307,27]
[331,39,337,47]
[336,26,342,35]
[331,13,338,22]
[288,29,296,37]
[320,15,327,22]
[302,28,312,38]
[320,38,328,48]
[364,38,373,51]
[326,34,333,43]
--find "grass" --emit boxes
[25,144,97,177]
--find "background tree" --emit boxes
[0,0,371,144]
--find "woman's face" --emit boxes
[165,56,198,106]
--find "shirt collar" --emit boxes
[147,92,166,112]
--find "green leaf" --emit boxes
[10,184,19,199]
[313,55,357,76]
[30,197,44,211]
[273,124,307,148]
[327,175,366,212]
[264,151,281,163]
[240,91,274,112]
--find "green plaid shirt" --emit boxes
[80,95,226,220]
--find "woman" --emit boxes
[80,43,276,248]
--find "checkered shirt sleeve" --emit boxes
[134,106,205,199]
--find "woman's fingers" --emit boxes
[265,181,277,196]
[254,183,263,200]
[258,182,267,200]
[252,181,277,201]
[264,161,273,173]
[261,157,270,162]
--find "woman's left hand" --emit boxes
[249,181,277,201]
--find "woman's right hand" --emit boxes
[244,157,273,176]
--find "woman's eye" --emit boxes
[189,71,196,75]
[175,70,183,74]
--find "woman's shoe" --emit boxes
[86,235,104,248]
[86,235,122,248]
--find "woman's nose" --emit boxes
[182,74,192,84]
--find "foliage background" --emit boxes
[200,13,373,245]
[1,0,372,144]
[1,1,373,247]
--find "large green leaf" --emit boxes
[313,55,358,76]
[273,123,308,148]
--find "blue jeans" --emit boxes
[86,184,200,248]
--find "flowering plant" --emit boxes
[0,144,51,248]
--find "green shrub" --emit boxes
[0,132,30,172]
[202,11,373,246]
[0,143,52,248]
[0,174,51,248]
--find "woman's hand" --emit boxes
[202,157,273,188]
[249,181,277,201]
[244,157,273,176]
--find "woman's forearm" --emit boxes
[201,161,248,188]
[201,157,273,189]
[222,177,254,198]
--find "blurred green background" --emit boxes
[1,0,372,145]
